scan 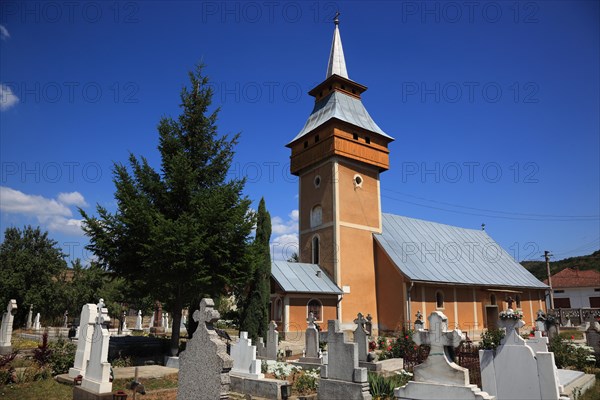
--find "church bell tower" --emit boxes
[287,15,394,330]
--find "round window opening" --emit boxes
[354,174,363,187]
[314,175,321,188]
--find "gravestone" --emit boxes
[150,311,155,328]
[178,298,232,400]
[535,310,546,333]
[26,304,33,330]
[151,301,164,333]
[414,310,424,331]
[230,332,264,379]
[34,312,41,330]
[318,320,371,400]
[135,310,142,330]
[412,311,468,386]
[585,322,600,356]
[257,321,279,360]
[63,310,69,328]
[76,300,113,398]
[353,313,369,362]
[395,311,493,400]
[0,299,17,355]
[526,331,550,355]
[299,312,321,364]
[121,311,130,335]
[479,308,567,400]
[69,303,98,378]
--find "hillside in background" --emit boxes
[521,250,600,281]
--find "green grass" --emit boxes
[0,379,72,400]
[559,330,585,340]
[0,373,179,400]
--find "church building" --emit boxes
[270,18,548,338]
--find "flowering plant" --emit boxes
[499,310,523,320]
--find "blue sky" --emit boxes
[1,1,598,266]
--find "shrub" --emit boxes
[111,356,133,368]
[479,328,505,351]
[33,331,52,366]
[549,336,596,371]
[47,337,76,375]
[368,370,412,399]
[293,368,319,394]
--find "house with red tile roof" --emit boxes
[544,268,600,308]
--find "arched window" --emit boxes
[436,291,444,309]
[515,294,522,309]
[307,299,322,322]
[312,236,320,264]
[310,205,322,228]
[490,294,497,306]
[273,298,282,322]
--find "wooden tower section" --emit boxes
[286,16,394,330]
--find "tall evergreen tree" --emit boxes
[240,197,271,340]
[81,64,255,355]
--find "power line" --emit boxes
[381,189,600,221]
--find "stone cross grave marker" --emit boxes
[34,312,41,330]
[318,319,371,400]
[26,304,33,330]
[0,299,17,355]
[396,312,493,400]
[353,313,369,362]
[414,310,424,331]
[412,311,468,386]
[266,320,279,360]
[257,321,279,360]
[80,299,113,394]
[230,331,264,379]
[135,310,142,330]
[300,312,321,363]
[69,303,98,378]
[178,298,232,400]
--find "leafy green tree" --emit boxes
[239,197,271,340]
[0,226,68,326]
[81,64,255,355]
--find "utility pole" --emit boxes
[544,250,554,310]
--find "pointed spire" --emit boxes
[326,12,348,79]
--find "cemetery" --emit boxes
[1,5,599,400]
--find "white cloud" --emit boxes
[0,25,9,41]
[271,209,299,235]
[0,186,86,236]
[0,84,19,111]
[270,233,299,261]
[57,192,88,207]
[270,209,299,261]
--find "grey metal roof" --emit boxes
[374,213,547,288]
[289,91,394,144]
[326,22,348,79]
[271,261,343,294]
